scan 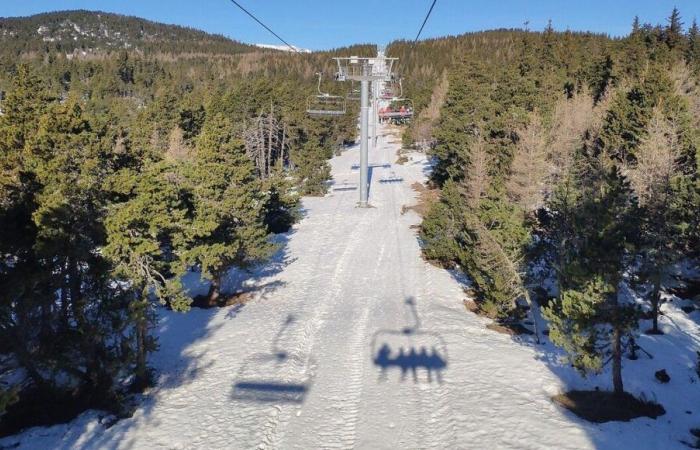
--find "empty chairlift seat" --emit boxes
[307,72,347,117]
[307,94,347,116]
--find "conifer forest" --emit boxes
[0,6,699,450]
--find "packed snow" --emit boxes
[1,122,699,449]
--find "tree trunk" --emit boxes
[267,103,274,178]
[206,276,221,307]
[60,260,70,328]
[258,116,265,176]
[280,126,286,169]
[651,273,661,334]
[68,257,85,329]
[628,336,638,360]
[612,327,624,396]
[134,308,148,390]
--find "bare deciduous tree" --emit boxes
[464,136,491,208]
[508,112,549,212]
[623,110,680,206]
[243,103,290,179]
[165,126,190,162]
[549,90,596,179]
[413,70,449,143]
[623,108,681,334]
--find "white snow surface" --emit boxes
[2,123,699,449]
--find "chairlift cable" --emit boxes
[413,0,438,45]
[227,0,302,54]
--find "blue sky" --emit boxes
[2,1,699,50]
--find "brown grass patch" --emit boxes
[401,182,440,218]
[553,390,665,423]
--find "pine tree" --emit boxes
[104,160,191,386]
[262,174,301,234]
[687,19,700,70]
[624,111,683,333]
[430,61,496,185]
[1,78,138,411]
[182,113,272,306]
[598,65,673,163]
[544,163,640,395]
[631,16,641,35]
[589,55,616,104]
[292,140,331,196]
[665,7,684,50]
[0,65,51,209]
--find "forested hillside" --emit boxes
[0,10,370,434]
[393,9,700,408]
[0,10,257,56]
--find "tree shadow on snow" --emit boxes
[442,262,700,449]
[182,230,295,301]
[0,231,297,449]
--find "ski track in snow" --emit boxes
[3,122,700,450]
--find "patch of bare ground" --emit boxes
[401,182,440,217]
[463,296,532,335]
[485,322,534,336]
[463,298,479,313]
[191,290,254,309]
[463,289,534,336]
[552,390,665,423]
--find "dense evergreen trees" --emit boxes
[407,9,700,396]
[1,5,699,431]
[0,12,366,428]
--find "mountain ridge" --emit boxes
[0,10,259,56]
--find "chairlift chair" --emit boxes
[346,80,361,101]
[378,79,414,124]
[379,98,414,124]
[306,72,346,117]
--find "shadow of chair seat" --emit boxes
[231,352,313,404]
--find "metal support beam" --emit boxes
[333,51,397,208]
[371,81,379,150]
[359,64,370,207]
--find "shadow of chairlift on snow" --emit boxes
[379,171,403,184]
[371,297,448,383]
[351,162,391,170]
[231,315,312,403]
[332,180,358,191]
